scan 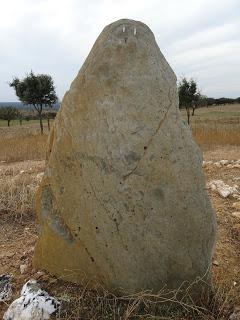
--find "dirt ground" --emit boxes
[0,146,240,318]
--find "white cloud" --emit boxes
[0,0,239,100]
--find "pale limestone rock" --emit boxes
[34,19,216,294]
[207,180,238,198]
[3,280,60,320]
[214,162,222,168]
[219,160,229,165]
[232,212,240,219]
[20,264,28,275]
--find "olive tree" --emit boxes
[178,77,200,124]
[0,106,19,126]
[9,71,58,134]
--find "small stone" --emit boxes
[36,172,44,180]
[214,162,222,168]
[207,180,238,198]
[232,212,240,219]
[202,161,213,168]
[219,160,229,165]
[232,164,240,169]
[20,264,28,274]
[212,260,219,266]
[29,246,35,253]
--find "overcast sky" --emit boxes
[0,0,239,101]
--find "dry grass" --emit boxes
[0,161,44,217]
[192,121,240,149]
[0,124,48,162]
[181,104,240,149]
[49,276,239,320]
[3,123,239,162]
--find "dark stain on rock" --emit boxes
[40,186,74,243]
[153,187,165,201]
[124,151,141,165]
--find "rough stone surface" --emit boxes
[34,19,216,293]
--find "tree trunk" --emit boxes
[47,118,50,131]
[7,119,10,127]
[39,113,43,134]
[19,119,22,125]
[186,106,190,125]
[34,105,44,134]
[192,107,195,116]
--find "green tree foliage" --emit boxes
[9,71,58,134]
[178,77,201,124]
[0,106,20,126]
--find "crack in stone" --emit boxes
[123,89,173,180]
[89,181,113,218]
[88,182,128,252]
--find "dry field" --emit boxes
[182,104,240,148]
[0,124,48,162]
[0,104,240,319]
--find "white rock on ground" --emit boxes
[232,212,240,219]
[219,160,229,165]
[202,161,213,167]
[207,180,239,198]
[20,264,28,275]
[202,160,240,169]
[3,279,60,320]
[214,162,222,168]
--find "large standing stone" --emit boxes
[34,19,216,294]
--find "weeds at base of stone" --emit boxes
[50,274,238,320]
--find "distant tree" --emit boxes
[206,97,215,107]
[0,106,19,126]
[18,111,24,125]
[214,97,236,105]
[178,77,201,124]
[196,94,208,110]
[9,71,58,134]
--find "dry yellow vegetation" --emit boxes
[0,124,48,162]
